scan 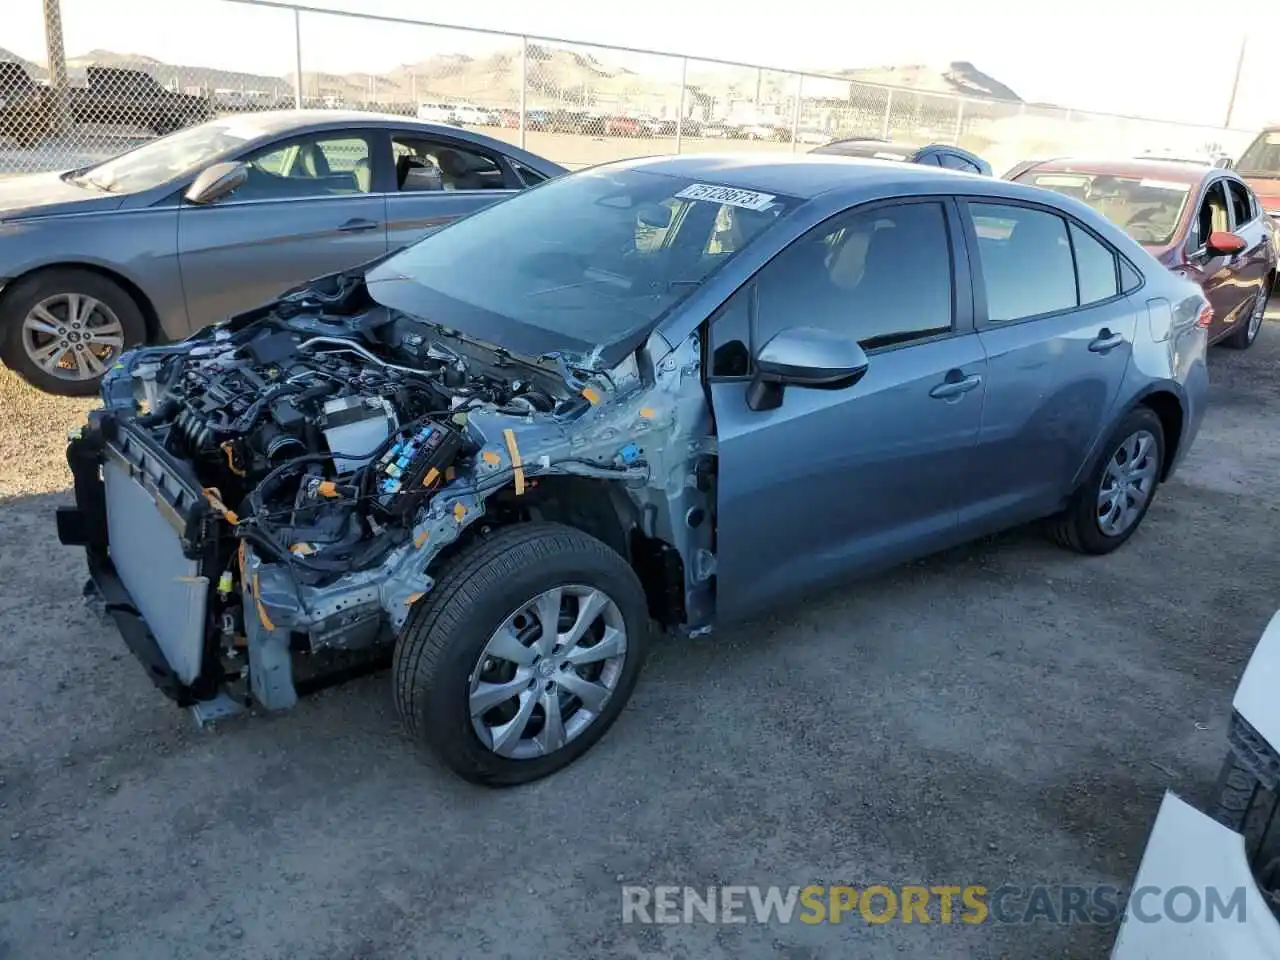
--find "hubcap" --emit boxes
[20,293,125,381]
[1248,289,1267,341]
[1096,429,1159,537]
[468,585,628,760]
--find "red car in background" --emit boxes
[1007,157,1277,349]
[1236,127,1280,224]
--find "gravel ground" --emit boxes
[1,312,1279,960]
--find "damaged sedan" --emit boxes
[58,155,1209,785]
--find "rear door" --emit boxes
[1224,178,1272,314]
[708,198,988,622]
[961,200,1140,531]
[384,132,521,252]
[177,129,387,332]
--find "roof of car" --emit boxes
[1016,156,1219,185]
[607,152,982,200]
[810,139,920,159]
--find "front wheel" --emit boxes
[393,522,651,786]
[1047,406,1165,555]
[0,268,146,396]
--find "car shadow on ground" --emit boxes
[3,326,1280,959]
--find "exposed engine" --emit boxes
[120,309,577,588]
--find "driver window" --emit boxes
[1189,181,1230,251]
[754,201,953,355]
[234,134,371,201]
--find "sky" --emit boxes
[5,0,1273,130]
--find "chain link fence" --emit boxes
[0,0,1261,179]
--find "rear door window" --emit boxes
[969,203,1076,321]
[1226,180,1254,228]
[1070,223,1119,305]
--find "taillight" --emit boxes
[1197,302,1214,328]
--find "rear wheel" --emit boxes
[1047,406,1165,555]
[393,522,651,786]
[1225,283,1270,350]
[0,268,146,396]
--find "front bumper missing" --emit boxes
[57,413,227,707]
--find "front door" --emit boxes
[177,130,387,332]
[1183,177,1246,340]
[707,199,987,623]
[962,201,1137,528]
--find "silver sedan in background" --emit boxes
[0,110,565,395]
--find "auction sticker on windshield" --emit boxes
[675,183,777,211]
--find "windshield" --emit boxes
[73,118,264,193]
[1022,171,1191,245]
[366,167,795,363]
[1237,131,1280,179]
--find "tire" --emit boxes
[1212,752,1280,896]
[1046,405,1165,555]
[393,522,651,787]
[0,268,147,397]
[1224,282,1270,350]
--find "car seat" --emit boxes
[353,157,372,193]
[435,148,483,190]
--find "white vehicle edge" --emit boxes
[1112,610,1280,958]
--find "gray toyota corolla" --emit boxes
[0,110,564,395]
[57,154,1209,785]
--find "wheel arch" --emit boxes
[432,475,688,629]
[0,261,163,345]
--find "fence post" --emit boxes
[953,98,965,145]
[790,74,802,152]
[42,0,71,136]
[675,57,688,154]
[880,89,893,139]
[519,36,528,149]
[292,8,304,108]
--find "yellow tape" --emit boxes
[639,407,656,419]
[503,428,526,495]
[414,530,429,549]
[202,487,239,525]
[482,450,501,465]
[422,467,440,488]
[582,386,601,404]
[316,481,340,499]
[252,573,275,632]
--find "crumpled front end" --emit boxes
[56,281,715,718]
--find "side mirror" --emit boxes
[184,161,248,205]
[1206,230,1247,256]
[746,326,869,412]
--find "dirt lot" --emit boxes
[2,312,1280,959]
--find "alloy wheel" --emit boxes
[1097,429,1159,537]
[1248,288,1268,343]
[468,585,628,760]
[20,293,125,382]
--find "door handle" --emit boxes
[339,217,380,233]
[1088,329,1125,353]
[929,372,982,400]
